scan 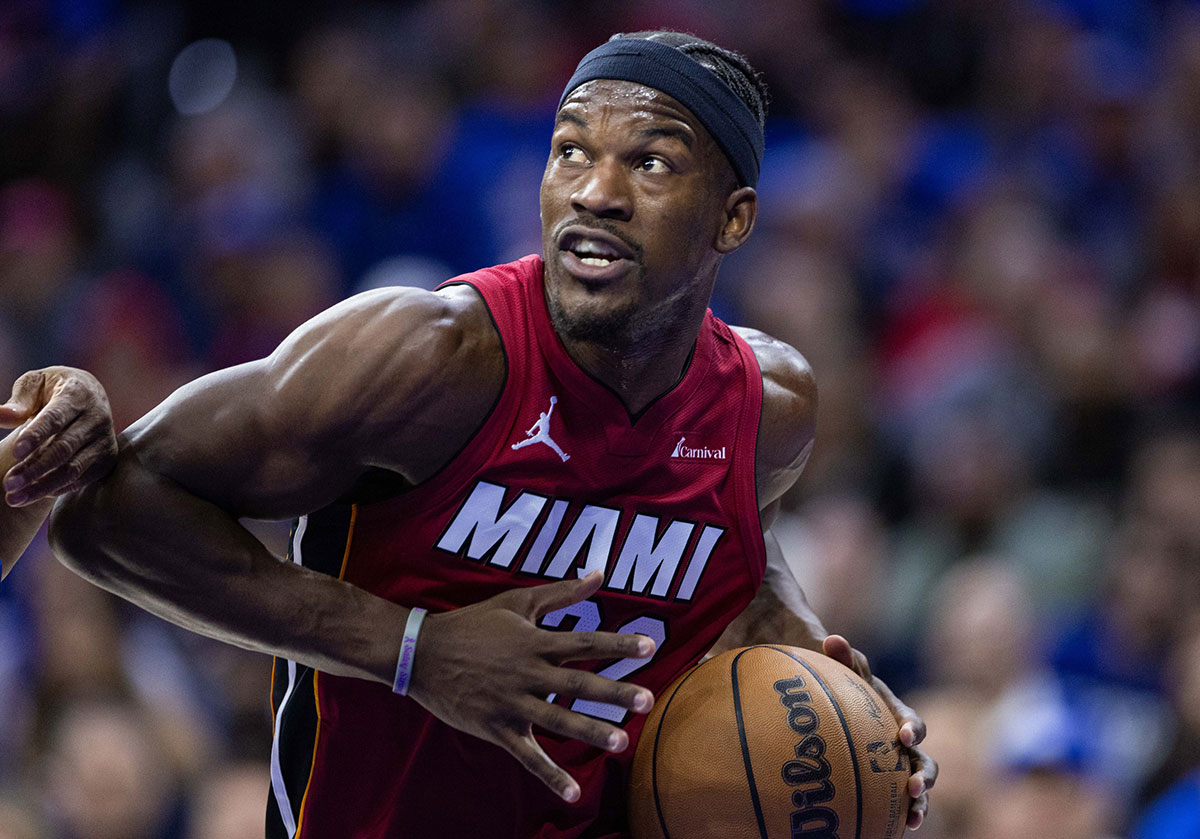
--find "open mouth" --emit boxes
[556,226,637,280]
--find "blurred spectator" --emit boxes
[202,231,339,368]
[774,495,889,649]
[1132,620,1200,837]
[968,764,1122,839]
[42,700,181,839]
[0,788,43,839]
[0,180,84,371]
[59,270,195,430]
[185,762,269,839]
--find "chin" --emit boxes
[545,283,640,344]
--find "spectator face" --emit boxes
[44,703,173,839]
[187,763,269,839]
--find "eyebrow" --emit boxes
[636,124,694,148]
[555,111,587,130]
[554,110,695,149]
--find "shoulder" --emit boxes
[731,326,817,509]
[271,283,505,470]
[272,283,496,367]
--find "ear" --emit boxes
[715,187,757,254]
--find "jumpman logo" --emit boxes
[512,396,570,462]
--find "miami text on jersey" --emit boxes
[434,480,725,601]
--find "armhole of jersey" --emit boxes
[401,277,518,510]
[730,329,768,591]
[335,280,514,507]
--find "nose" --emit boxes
[570,159,633,221]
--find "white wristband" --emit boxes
[392,607,427,696]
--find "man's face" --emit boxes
[540,79,739,346]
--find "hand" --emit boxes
[407,570,656,803]
[1,367,118,507]
[823,634,937,831]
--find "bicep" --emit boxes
[126,290,407,518]
[123,285,502,520]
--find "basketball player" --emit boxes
[1,367,117,579]
[51,31,936,837]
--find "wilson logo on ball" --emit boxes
[774,676,840,838]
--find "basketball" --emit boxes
[630,645,910,839]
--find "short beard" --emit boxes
[545,290,639,345]
[544,277,699,354]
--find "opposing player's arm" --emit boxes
[1,367,118,579]
[0,428,51,580]
[49,286,654,802]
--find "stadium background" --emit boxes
[2,0,1199,836]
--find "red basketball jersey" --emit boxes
[267,255,767,838]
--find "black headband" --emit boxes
[558,39,764,188]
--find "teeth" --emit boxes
[569,237,622,262]
[580,256,613,267]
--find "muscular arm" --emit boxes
[50,285,502,680]
[714,327,819,651]
[49,285,655,802]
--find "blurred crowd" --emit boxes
[2,0,1199,837]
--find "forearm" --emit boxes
[0,428,52,579]
[48,449,407,685]
[714,575,828,652]
[711,530,828,653]
[0,498,51,580]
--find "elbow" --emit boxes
[48,482,120,586]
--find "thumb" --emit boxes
[0,400,32,429]
[0,403,26,429]
[821,634,855,669]
[0,372,44,429]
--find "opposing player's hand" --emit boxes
[407,571,656,803]
[1,367,118,507]
[823,634,937,831]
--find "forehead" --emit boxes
[555,79,711,144]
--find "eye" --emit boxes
[637,156,671,174]
[559,143,589,164]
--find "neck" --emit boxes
[559,322,702,418]
[549,274,713,417]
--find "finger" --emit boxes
[821,634,855,669]
[523,570,605,620]
[546,628,656,664]
[822,635,872,684]
[5,436,113,506]
[0,371,45,429]
[909,747,938,792]
[904,748,936,830]
[542,666,653,714]
[529,698,631,753]
[3,417,97,495]
[869,677,926,748]
[907,791,928,830]
[8,396,86,464]
[503,730,581,803]
[864,676,926,748]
